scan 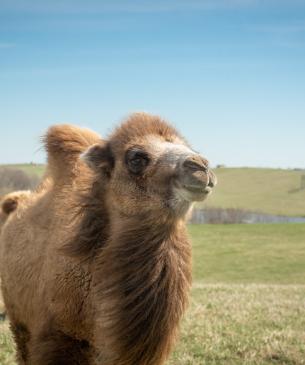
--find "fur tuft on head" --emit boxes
[43,124,102,182]
[109,112,185,154]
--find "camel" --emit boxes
[0,191,31,321]
[0,113,216,365]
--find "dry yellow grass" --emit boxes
[169,283,305,365]
[0,291,15,365]
[1,284,304,365]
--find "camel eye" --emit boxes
[126,149,150,174]
[130,157,143,166]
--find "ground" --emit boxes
[1,224,304,364]
[169,284,305,365]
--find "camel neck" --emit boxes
[94,214,192,365]
[113,213,176,239]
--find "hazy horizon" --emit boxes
[1,160,304,171]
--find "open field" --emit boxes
[191,224,305,284]
[201,167,305,217]
[1,224,305,364]
[0,164,45,178]
[2,165,305,217]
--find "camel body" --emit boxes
[1,181,95,335]
[0,115,215,365]
[0,127,102,363]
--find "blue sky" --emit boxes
[1,0,305,167]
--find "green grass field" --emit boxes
[1,224,305,364]
[2,165,305,216]
[202,167,305,217]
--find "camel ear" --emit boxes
[81,142,114,176]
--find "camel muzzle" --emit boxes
[175,154,217,202]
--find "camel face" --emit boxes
[145,136,217,203]
[83,113,216,217]
[118,136,216,205]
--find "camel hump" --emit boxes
[44,124,102,181]
[0,191,30,217]
[2,197,18,215]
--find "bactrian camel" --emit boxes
[0,113,216,365]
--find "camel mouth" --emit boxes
[183,184,211,194]
[174,183,212,202]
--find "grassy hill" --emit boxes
[1,224,305,365]
[0,163,45,177]
[202,167,305,217]
[1,164,305,216]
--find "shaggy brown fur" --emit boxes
[44,124,102,182]
[0,113,216,365]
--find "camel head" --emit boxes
[82,113,216,218]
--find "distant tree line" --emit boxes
[189,207,305,224]
[0,167,40,196]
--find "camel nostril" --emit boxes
[208,171,217,188]
[182,157,208,173]
[208,179,215,188]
